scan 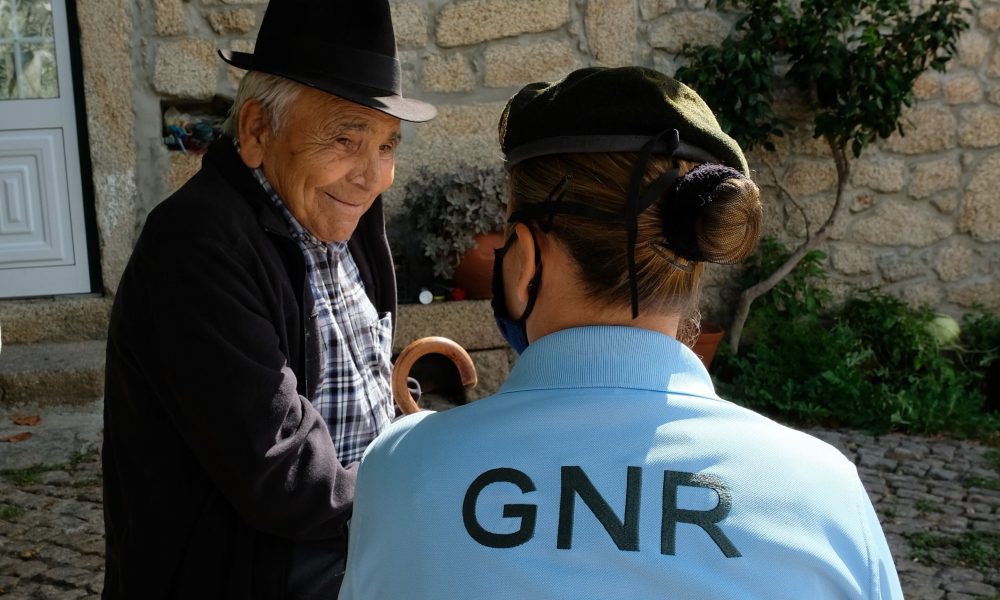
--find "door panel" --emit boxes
[0,0,90,298]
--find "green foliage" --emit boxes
[0,463,62,486]
[714,237,1000,438]
[0,503,24,521]
[906,531,1000,573]
[676,0,970,157]
[737,236,831,320]
[402,166,508,279]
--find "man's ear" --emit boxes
[237,100,270,169]
[504,223,538,320]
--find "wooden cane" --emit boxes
[392,336,478,415]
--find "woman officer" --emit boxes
[339,66,903,600]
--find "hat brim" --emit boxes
[219,49,437,123]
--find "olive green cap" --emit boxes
[498,66,749,175]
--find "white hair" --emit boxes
[222,71,304,138]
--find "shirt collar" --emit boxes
[498,325,718,399]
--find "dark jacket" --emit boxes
[101,138,397,599]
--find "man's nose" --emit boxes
[348,146,383,190]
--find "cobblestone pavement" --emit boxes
[0,426,997,598]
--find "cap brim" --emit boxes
[217,49,437,123]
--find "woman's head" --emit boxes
[497,67,762,342]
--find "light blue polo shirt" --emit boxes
[340,326,903,600]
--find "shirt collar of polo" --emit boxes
[498,325,718,400]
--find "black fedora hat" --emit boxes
[220,0,436,123]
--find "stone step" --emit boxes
[0,340,106,408]
[0,295,111,345]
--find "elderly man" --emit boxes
[101,1,434,598]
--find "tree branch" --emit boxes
[727,135,852,352]
[761,152,812,237]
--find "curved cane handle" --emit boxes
[392,336,478,415]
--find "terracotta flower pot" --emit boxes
[451,231,505,300]
[693,321,725,370]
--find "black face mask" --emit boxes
[490,231,542,355]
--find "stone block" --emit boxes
[77,0,137,294]
[830,244,875,275]
[651,51,678,77]
[649,11,729,53]
[395,300,505,354]
[392,102,506,195]
[852,199,954,246]
[0,297,112,345]
[884,106,956,154]
[639,0,677,19]
[154,0,187,36]
[959,107,1000,148]
[989,83,1000,106]
[219,0,266,4]
[782,160,837,197]
[956,30,989,68]
[900,281,945,309]
[943,74,981,104]
[585,0,636,66]
[850,193,875,213]
[908,157,962,199]
[167,152,203,194]
[911,72,939,100]
[0,341,106,407]
[794,135,833,158]
[484,39,582,88]
[153,39,218,99]
[960,153,1000,242]
[390,1,428,48]
[949,279,1000,309]
[934,241,977,282]
[422,53,475,92]
[929,193,958,215]
[436,0,569,48]
[786,192,847,240]
[851,157,905,192]
[991,45,1000,78]
[981,6,1000,30]
[466,349,512,400]
[207,8,257,35]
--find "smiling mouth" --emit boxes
[325,192,365,208]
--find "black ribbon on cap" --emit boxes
[624,129,683,318]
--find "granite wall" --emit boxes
[4,0,997,360]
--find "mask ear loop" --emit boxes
[625,128,680,319]
[516,227,543,324]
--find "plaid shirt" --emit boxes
[245,152,394,464]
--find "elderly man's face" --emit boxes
[239,86,401,242]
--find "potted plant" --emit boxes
[402,165,508,299]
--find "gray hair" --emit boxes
[222,71,304,138]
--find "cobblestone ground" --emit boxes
[0,429,997,598]
[0,450,103,599]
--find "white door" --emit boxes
[0,0,91,298]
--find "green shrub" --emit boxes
[714,237,1000,438]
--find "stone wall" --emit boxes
[133,0,1000,325]
[0,0,993,397]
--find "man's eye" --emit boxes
[379,143,396,156]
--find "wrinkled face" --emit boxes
[245,87,401,242]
